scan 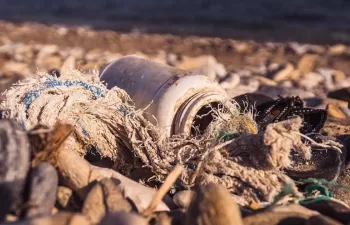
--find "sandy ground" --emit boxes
[2,21,350,75]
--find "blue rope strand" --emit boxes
[22,78,105,110]
[21,77,105,140]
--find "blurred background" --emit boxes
[1,0,350,116]
[1,0,350,43]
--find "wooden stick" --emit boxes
[55,147,169,212]
[141,165,183,217]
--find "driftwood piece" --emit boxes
[23,162,58,219]
[0,212,90,225]
[0,119,30,220]
[82,178,133,224]
[27,123,169,213]
[56,146,169,212]
[186,183,243,225]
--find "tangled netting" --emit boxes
[0,69,315,205]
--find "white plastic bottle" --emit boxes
[100,55,231,137]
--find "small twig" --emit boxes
[141,164,184,217]
[27,127,54,135]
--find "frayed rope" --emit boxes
[21,77,105,137]
[22,78,105,109]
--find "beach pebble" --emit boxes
[24,162,58,219]
[0,119,30,220]
[186,184,243,225]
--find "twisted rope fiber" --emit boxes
[21,78,105,136]
[0,69,316,206]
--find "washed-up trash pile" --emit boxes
[0,55,349,225]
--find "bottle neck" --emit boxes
[172,91,230,136]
